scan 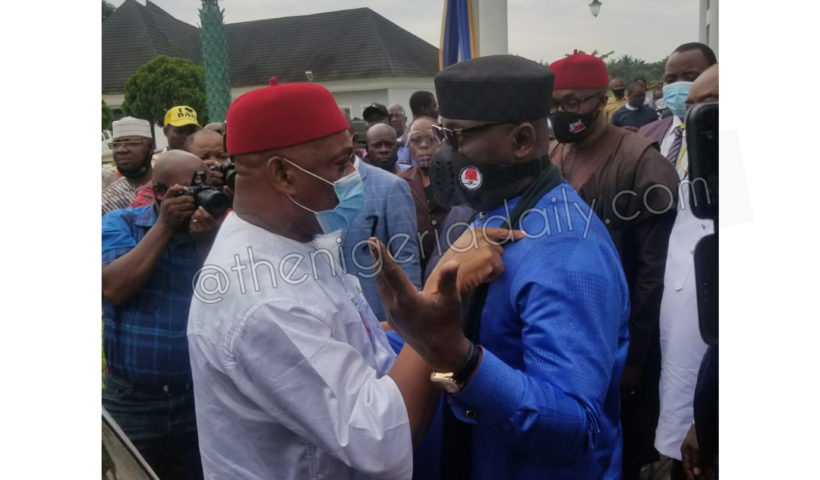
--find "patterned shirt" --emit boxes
[102,205,201,388]
[101,177,149,216]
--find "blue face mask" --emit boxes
[284,158,365,234]
[662,81,693,118]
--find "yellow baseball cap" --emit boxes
[164,105,201,127]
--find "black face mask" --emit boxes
[549,108,600,144]
[430,144,550,212]
[612,88,625,97]
[628,95,645,108]
[118,149,153,180]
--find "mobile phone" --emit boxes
[684,102,718,221]
[685,101,719,345]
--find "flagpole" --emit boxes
[474,0,508,57]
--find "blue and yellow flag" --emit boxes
[439,0,478,69]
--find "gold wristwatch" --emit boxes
[430,342,481,394]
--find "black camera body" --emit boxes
[209,158,236,190]
[183,183,230,218]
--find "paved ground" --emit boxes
[643,456,674,480]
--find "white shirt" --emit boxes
[655,116,713,459]
[187,213,412,479]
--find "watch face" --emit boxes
[430,372,461,394]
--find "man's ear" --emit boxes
[265,155,297,195]
[152,183,168,201]
[511,123,536,160]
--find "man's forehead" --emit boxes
[366,124,396,139]
[191,131,224,148]
[388,105,405,114]
[666,49,709,73]
[114,134,150,142]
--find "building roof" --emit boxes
[102,1,439,94]
[102,0,201,93]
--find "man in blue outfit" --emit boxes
[611,80,660,131]
[101,150,221,479]
[340,146,422,322]
[370,54,631,479]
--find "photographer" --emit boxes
[101,150,224,479]
[128,129,235,209]
[185,129,235,194]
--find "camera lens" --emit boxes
[196,189,230,218]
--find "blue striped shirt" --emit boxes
[102,205,200,388]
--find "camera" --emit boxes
[209,158,236,190]
[183,171,230,218]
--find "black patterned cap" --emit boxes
[434,55,554,122]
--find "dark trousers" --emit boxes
[103,374,203,479]
[621,334,662,480]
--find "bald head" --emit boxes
[686,64,718,109]
[203,122,226,135]
[387,104,407,136]
[365,123,399,172]
[153,150,207,188]
[185,129,228,165]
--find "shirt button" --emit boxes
[465,409,477,420]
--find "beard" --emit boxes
[118,149,153,180]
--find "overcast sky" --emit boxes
[108,0,704,64]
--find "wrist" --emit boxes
[151,220,176,237]
[429,341,482,394]
[436,336,472,372]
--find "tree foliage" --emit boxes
[122,55,207,126]
[102,99,113,131]
[564,49,615,61]
[605,54,667,88]
[102,1,116,22]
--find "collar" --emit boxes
[353,154,372,180]
[670,115,684,133]
[134,203,159,228]
[625,103,639,111]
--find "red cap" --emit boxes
[226,78,348,155]
[549,50,609,89]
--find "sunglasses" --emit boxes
[407,131,437,147]
[108,140,149,150]
[432,121,510,149]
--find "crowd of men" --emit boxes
[101,41,718,480]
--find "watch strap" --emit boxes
[452,342,481,386]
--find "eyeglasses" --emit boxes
[108,140,149,150]
[432,121,509,149]
[388,113,405,119]
[550,91,605,113]
[407,132,437,147]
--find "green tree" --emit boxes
[122,55,207,126]
[102,99,113,131]
[563,49,615,61]
[605,54,667,87]
[102,1,116,22]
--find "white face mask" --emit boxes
[283,158,366,234]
